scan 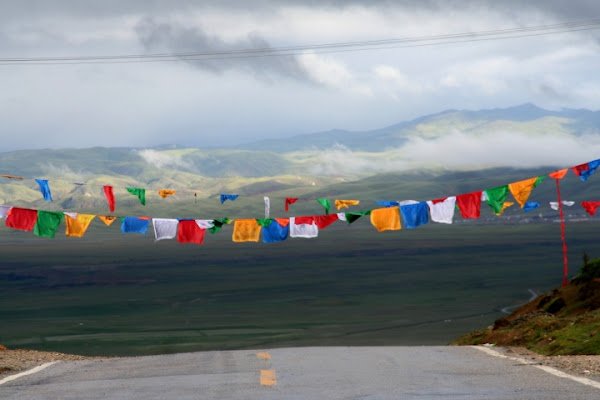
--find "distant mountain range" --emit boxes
[231,103,600,152]
[0,103,598,214]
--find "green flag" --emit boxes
[33,210,64,238]
[126,187,146,206]
[345,210,371,224]
[484,185,509,214]
[316,198,331,214]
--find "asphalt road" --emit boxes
[1,346,600,399]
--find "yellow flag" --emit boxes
[508,177,538,208]
[65,214,96,237]
[158,189,176,198]
[335,199,360,210]
[232,219,261,242]
[370,207,401,232]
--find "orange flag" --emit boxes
[370,207,401,232]
[65,214,96,237]
[232,219,261,242]
[508,177,538,208]
[335,199,360,210]
[549,169,568,179]
[98,215,117,226]
[158,189,176,198]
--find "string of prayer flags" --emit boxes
[582,201,600,216]
[285,197,298,212]
[126,187,146,206]
[290,216,318,238]
[261,219,289,243]
[484,185,509,214]
[177,219,206,244]
[572,159,600,182]
[65,214,95,237]
[316,198,331,214]
[34,211,64,238]
[103,186,116,212]
[400,202,429,229]
[158,189,176,198]
[220,194,239,204]
[335,199,360,210]
[456,191,482,219]
[152,218,178,241]
[5,207,38,231]
[524,202,541,212]
[426,197,456,224]
[264,196,270,218]
[370,207,401,232]
[35,179,53,202]
[99,215,117,226]
[121,216,150,235]
[232,219,262,242]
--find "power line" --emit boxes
[1,18,599,66]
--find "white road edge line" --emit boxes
[0,361,59,386]
[472,346,600,390]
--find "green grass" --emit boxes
[1,219,599,356]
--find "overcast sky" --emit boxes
[1,0,600,152]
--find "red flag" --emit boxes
[5,207,38,231]
[103,185,116,213]
[285,198,298,212]
[177,220,206,244]
[313,214,339,229]
[571,163,589,177]
[582,201,600,216]
[456,191,482,219]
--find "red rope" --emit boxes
[555,178,569,286]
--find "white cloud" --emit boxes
[137,149,193,170]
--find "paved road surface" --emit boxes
[1,346,599,399]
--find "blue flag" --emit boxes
[400,202,429,229]
[220,194,239,204]
[121,217,150,235]
[35,179,53,202]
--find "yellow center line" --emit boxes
[260,369,277,386]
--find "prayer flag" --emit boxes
[495,201,514,216]
[370,207,401,232]
[285,198,298,212]
[35,179,53,202]
[5,207,38,231]
[99,215,117,226]
[290,216,318,238]
[103,186,116,212]
[508,177,538,208]
[264,196,270,218]
[375,201,400,207]
[549,169,568,179]
[220,194,239,204]
[582,201,600,216]
[152,218,178,241]
[262,219,289,243]
[121,216,150,235]
[456,191,482,219]
[34,211,64,238]
[523,202,540,212]
[484,186,509,214]
[232,219,261,242]
[426,197,456,224]
[209,218,231,234]
[400,202,429,229]
[178,219,206,244]
[65,214,95,237]
[0,205,12,219]
[313,214,339,229]
[316,198,331,214]
[335,199,360,210]
[345,210,371,224]
[126,187,146,206]
[158,189,176,198]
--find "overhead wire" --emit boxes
[0,18,599,66]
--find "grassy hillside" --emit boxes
[453,258,600,355]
